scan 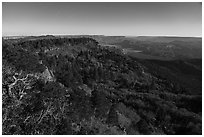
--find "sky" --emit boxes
[2,2,202,37]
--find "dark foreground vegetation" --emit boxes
[2,37,202,135]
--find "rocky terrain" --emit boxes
[2,37,202,135]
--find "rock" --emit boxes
[116,103,141,125]
[41,67,55,83]
[117,111,131,129]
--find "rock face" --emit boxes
[2,37,202,135]
[41,67,55,83]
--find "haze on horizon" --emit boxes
[2,2,202,37]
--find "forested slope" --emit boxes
[2,37,202,135]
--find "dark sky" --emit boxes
[2,2,202,37]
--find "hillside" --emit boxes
[137,59,202,95]
[80,36,201,60]
[126,36,202,43]
[112,38,202,60]
[2,37,202,135]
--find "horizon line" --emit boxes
[2,34,202,38]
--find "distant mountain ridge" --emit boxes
[125,36,202,43]
[3,35,201,43]
[3,35,202,60]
